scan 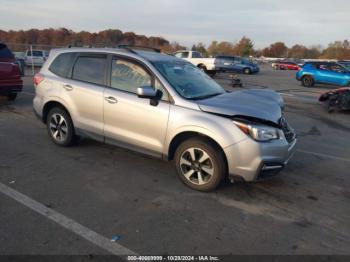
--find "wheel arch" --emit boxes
[42,100,71,123]
[167,131,228,172]
[197,63,207,69]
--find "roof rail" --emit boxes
[117,45,161,53]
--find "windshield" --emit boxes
[152,60,225,100]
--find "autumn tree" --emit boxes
[263,42,288,57]
[321,40,350,60]
[207,41,236,56]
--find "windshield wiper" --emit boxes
[189,92,223,100]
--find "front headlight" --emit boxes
[234,121,280,142]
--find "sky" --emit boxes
[1,0,349,48]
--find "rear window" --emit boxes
[27,50,43,57]
[0,45,14,59]
[72,55,106,85]
[49,53,77,78]
[192,51,203,58]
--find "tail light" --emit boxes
[34,73,44,87]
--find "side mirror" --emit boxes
[137,86,157,98]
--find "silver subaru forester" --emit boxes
[33,47,296,191]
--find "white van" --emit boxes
[24,50,48,67]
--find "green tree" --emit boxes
[234,36,254,56]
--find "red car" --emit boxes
[0,43,23,101]
[274,61,300,71]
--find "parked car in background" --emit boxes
[24,49,48,67]
[296,62,350,87]
[33,47,296,191]
[13,52,25,76]
[0,43,23,100]
[273,61,300,70]
[215,55,259,74]
[174,50,216,76]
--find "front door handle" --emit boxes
[63,84,73,91]
[105,96,118,104]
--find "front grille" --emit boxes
[279,117,296,143]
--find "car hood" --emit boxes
[197,89,283,124]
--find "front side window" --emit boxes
[72,55,106,85]
[110,58,169,101]
[110,59,151,93]
[329,64,347,73]
[152,60,225,100]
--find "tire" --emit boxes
[301,75,315,87]
[243,68,251,75]
[207,70,216,77]
[46,107,76,147]
[198,65,207,73]
[174,138,226,192]
[8,93,17,101]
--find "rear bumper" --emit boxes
[0,79,23,95]
[224,137,297,182]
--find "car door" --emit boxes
[103,56,170,157]
[317,64,346,85]
[59,53,106,141]
[233,57,243,72]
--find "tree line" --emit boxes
[1,28,349,60]
[193,38,350,60]
[0,28,186,53]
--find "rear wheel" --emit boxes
[174,138,226,192]
[198,65,207,73]
[301,75,315,87]
[46,107,76,147]
[8,93,17,101]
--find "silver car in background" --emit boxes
[33,47,296,191]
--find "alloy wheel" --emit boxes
[49,113,68,142]
[179,147,214,185]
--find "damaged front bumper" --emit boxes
[224,136,297,182]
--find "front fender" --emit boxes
[163,105,248,156]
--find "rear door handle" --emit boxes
[105,96,118,104]
[63,84,73,91]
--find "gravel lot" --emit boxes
[0,65,349,256]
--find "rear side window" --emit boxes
[49,53,77,78]
[72,55,106,85]
[0,45,14,58]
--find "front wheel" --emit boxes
[174,138,226,192]
[243,68,251,74]
[46,107,76,147]
[301,76,315,87]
